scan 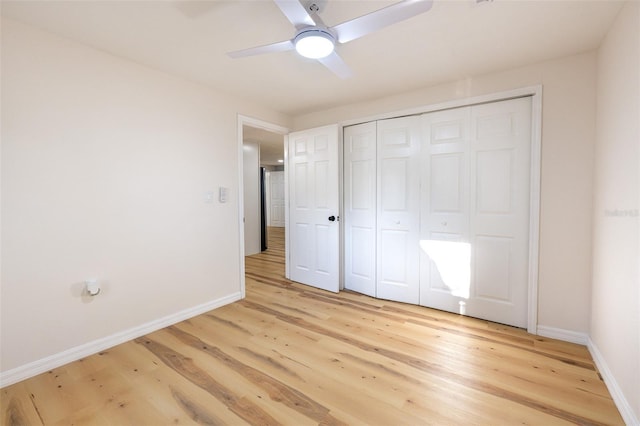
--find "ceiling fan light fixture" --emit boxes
[294,28,335,59]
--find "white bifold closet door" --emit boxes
[344,116,421,303]
[343,122,377,297]
[344,97,532,328]
[420,97,532,327]
[376,116,421,303]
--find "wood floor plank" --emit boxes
[0,226,624,425]
[135,334,280,425]
[181,305,431,424]
[1,383,44,426]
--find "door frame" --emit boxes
[339,85,542,334]
[237,115,289,298]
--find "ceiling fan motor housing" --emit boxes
[293,27,336,59]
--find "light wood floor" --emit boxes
[2,227,624,425]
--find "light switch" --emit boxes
[203,191,215,203]
[219,187,229,203]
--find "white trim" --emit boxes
[337,124,345,290]
[237,117,246,298]
[238,115,289,135]
[339,85,543,333]
[237,115,290,294]
[588,337,639,426]
[340,86,545,127]
[527,86,542,335]
[536,325,589,345]
[284,134,290,279]
[264,170,271,227]
[0,292,242,388]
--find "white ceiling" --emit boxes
[2,0,625,118]
[1,0,625,164]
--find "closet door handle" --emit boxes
[328,215,336,222]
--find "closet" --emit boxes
[344,97,533,328]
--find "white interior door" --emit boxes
[288,124,340,293]
[420,97,532,327]
[344,122,377,297]
[376,116,421,304]
[268,171,285,227]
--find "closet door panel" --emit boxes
[474,235,512,302]
[344,122,377,296]
[421,231,470,313]
[380,230,409,283]
[377,116,421,304]
[430,153,465,225]
[468,97,532,327]
[419,107,471,308]
[380,158,409,210]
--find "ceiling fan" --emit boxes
[227,0,434,79]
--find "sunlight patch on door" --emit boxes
[420,240,471,299]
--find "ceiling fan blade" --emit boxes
[318,52,353,79]
[227,40,294,59]
[273,0,316,29]
[332,0,434,44]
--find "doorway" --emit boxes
[238,116,289,297]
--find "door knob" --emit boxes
[328,215,336,222]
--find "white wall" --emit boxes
[0,19,290,377]
[591,1,640,423]
[294,52,598,336]
[243,142,261,256]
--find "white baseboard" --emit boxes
[588,337,639,426]
[536,325,589,345]
[0,292,242,388]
